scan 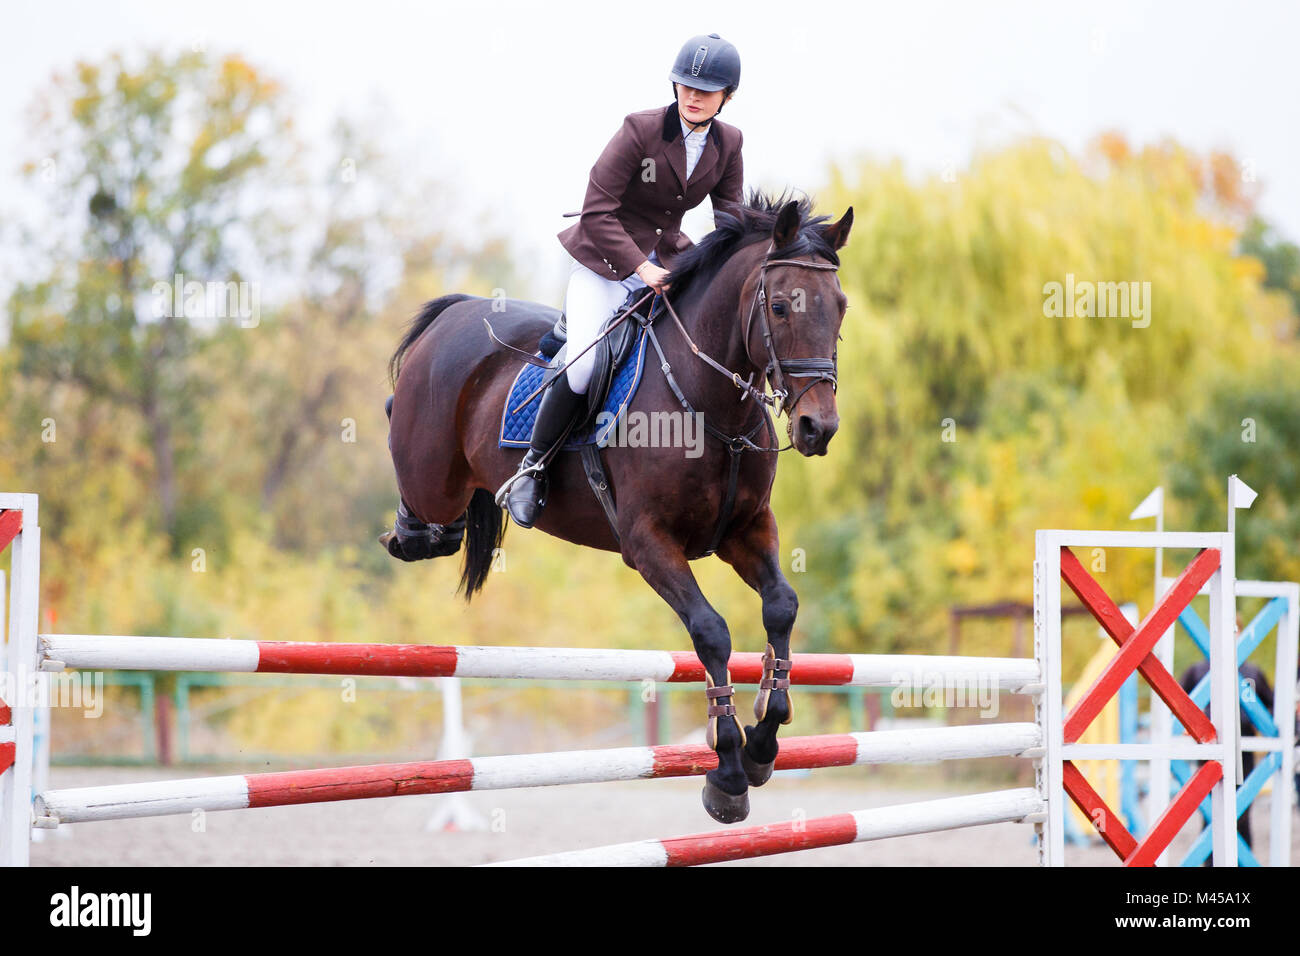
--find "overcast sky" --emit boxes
[5,0,1297,300]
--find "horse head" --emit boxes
[742,200,853,456]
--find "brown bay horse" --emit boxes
[384,192,852,823]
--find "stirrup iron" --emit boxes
[494,458,547,507]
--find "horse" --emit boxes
[383,190,853,823]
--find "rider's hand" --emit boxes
[636,261,672,294]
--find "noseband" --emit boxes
[742,244,841,417]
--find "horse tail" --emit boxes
[458,488,505,601]
[388,294,477,387]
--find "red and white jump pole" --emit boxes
[485,788,1046,866]
[38,635,1042,689]
[34,723,1041,825]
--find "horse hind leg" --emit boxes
[381,393,467,560]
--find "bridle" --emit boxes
[646,244,843,556]
[741,242,841,419]
[657,244,841,429]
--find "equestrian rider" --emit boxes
[498,33,745,528]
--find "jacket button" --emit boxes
[655,228,662,235]
[664,210,671,215]
[677,195,683,200]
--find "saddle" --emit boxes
[538,287,653,431]
[496,289,655,547]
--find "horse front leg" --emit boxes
[624,520,751,823]
[717,508,797,786]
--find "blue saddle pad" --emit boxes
[498,323,650,449]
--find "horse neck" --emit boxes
[663,244,767,435]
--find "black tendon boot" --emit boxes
[497,371,585,528]
[379,501,467,562]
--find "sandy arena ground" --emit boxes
[29,765,1298,866]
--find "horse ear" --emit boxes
[772,200,801,249]
[823,207,854,250]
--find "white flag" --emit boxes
[1130,486,1164,521]
[1229,475,1258,510]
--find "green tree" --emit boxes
[7,51,293,542]
[1170,362,1300,585]
[1239,217,1300,318]
[768,134,1299,656]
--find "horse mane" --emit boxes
[664,188,840,301]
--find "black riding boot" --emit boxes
[498,371,586,528]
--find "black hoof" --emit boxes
[377,530,405,561]
[741,746,775,788]
[379,531,424,562]
[702,777,750,824]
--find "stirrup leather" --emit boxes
[753,644,793,724]
[704,671,747,750]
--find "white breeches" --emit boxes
[561,251,657,394]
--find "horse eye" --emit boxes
[772,302,787,318]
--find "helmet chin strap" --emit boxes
[680,110,713,133]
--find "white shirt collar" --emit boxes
[680,116,709,140]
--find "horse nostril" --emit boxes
[798,415,820,446]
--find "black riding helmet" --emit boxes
[669,33,741,120]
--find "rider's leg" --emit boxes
[500,368,583,528]
[561,256,650,394]
[499,258,645,527]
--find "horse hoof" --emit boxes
[702,778,750,824]
[379,531,423,562]
[741,747,775,788]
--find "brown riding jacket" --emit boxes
[558,101,744,281]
